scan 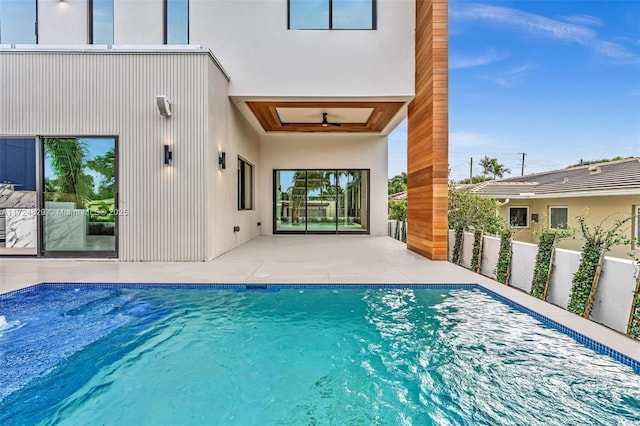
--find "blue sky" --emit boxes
[389,0,640,181]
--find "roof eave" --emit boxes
[479,187,640,199]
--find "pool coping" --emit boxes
[1,281,639,374]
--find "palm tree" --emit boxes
[478,156,493,178]
[489,159,511,179]
[388,172,407,195]
[44,138,93,208]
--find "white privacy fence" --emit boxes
[449,231,638,334]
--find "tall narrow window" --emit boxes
[165,0,188,44]
[0,0,37,44]
[288,0,375,30]
[89,0,114,44]
[238,158,253,210]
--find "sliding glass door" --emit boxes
[42,137,117,257]
[274,169,368,234]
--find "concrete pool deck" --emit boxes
[1,235,638,365]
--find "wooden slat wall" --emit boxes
[407,0,449,260]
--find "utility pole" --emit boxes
[469,157,473,181]
[520,153,526,176]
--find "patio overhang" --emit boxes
[232,97,411,136]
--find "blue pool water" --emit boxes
[1,285,639,425]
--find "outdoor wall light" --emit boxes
[219,151,226,170]
[164,145,173,165]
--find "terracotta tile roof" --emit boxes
[389,191,407,201]
[469,157,640,197]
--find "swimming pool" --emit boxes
[1,284,639,425]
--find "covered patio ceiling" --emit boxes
[246,101,405,133]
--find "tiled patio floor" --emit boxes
[1,235,638,364]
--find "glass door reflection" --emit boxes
[338,170,368,232]
[275,170,307,232]
[42,137,116,256]
[274,169,368,234]
[306,170,337,232]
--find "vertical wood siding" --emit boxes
[0,52,210,261]
[407,0,449,260]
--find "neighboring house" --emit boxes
[470,158,640,258]
[0,0,449,261]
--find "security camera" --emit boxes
[156,95,172,117]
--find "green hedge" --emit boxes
[452,226,464,264]
[470,230,483,273]
[530,231,557,300]
[495,231,512,285]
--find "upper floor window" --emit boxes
[89,0,114,44]
[288,0,376,30]
[0,0,37,44]
[165,0,189,44]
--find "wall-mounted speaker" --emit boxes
[156,95,172,117]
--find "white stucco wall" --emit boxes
[38,0,88,44]
[461,231,473,269]
[258,134,388,236]
[189,0,414,97]
[33,0,415,98]
[480,235,499,279]
[590,256,637,333]
[208,59,261,259]
[510,241,537,293]
[546,249,581,310]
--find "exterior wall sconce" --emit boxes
[219,151,226,169]
[164,145,173,165]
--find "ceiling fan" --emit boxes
[321,112,341,127]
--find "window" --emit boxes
[165,0,189,44]
[0,0,37,44]
[549,206,568,229]
[509,206,529,228]
[89,0,114,44]
[288,0,376,30]
[238,158,253,210]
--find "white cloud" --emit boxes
[450,50,509,69]
[477,63,531,87]
[561,14,603,27]
[450,3,640,64]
